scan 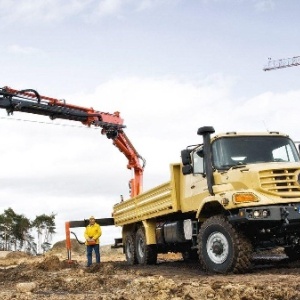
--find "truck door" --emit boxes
[183,150,210,211]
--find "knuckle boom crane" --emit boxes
[5,87,300,274]
[0,86,145,261]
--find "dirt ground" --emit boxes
[1,241,300,300]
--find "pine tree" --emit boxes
[32,213,56,254]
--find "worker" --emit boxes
[84,216,102,267]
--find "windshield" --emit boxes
[212,136,300,170]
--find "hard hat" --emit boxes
[89,216,95,220]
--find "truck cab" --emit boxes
[181,127,300,273]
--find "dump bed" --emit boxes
[113,164,182,226]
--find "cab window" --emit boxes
[192,149,204,174]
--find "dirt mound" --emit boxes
[36,255,62,271]
[52,239,85,253]
[6,251,31,259]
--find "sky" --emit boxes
[1,0,300,250]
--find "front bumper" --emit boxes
[228,204,300,224]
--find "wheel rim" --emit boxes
[206,231,229,264]
[125,240,132,259]
[137,237,145,259]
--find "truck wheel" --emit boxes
[284,246,300,261]
[198,215,252,274]
[124,233,137,265]
[135,227,157,265]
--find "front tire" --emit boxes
[135,227,157,265]
[198,215,252,274]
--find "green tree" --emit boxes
[0,208,17,250]
[32,213,56,254]
[0,208,33,251]
[13,214,32,251]
[0,208,56,254]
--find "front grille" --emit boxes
[259,168,300,197]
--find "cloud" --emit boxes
[7,44,45,55]
[2,0,273,26]
[84,0,174,18]
[0,0,173,25]
[0,0,274,26]
[200,0,275,11]
[87,0,174,21]
[0,0,91,24]
[94,0,123,17]
[254,0,275,12]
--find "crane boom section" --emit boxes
[263,56,300,71]
[1,86,124,127]
[0,86,144,197]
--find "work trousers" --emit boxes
[86,244,100,266]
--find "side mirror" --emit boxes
[181,149,191,165]
[196,149,204,158]
[182,164,193,175]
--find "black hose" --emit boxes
[17,89,41,103]
[70,231,85,245]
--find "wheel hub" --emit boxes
[212,240,224,255]
[206,231,229,264]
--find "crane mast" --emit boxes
[263,56,300,71]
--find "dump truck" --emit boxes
[113,126,300,273]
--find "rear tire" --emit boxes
[124,232,137,265]
[198,215,252,274]
[135,227,157,265]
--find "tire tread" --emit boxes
[197,215,252,274]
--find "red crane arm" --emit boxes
[3,86,124,126]
[113,131,144,197]
[0,86,144,197]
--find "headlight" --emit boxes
[245,208,270,219]
[233,193,259,203]
[253,210,260,218]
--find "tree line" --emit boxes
[0,207,56,254]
